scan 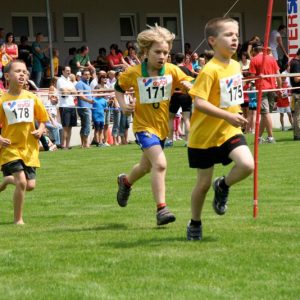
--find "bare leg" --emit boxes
[182,111,191,141]
[13,171,27,225]
[191,167,214,221]
[225,146,254,187]
[0,175,15,192]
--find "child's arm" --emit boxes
[31,122,46,139]
[195,97,248,128]
[115,91,135,115]
[0,135,11,148]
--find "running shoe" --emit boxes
[186,221,202,241]
[156,207,176,225]
[212,176,229,215]
[117,174,131,207]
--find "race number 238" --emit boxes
[219,74,244,108]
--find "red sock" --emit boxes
[123,176,132,187]
[157,203,167,211]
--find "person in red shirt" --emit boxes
[107,44,129,72]
[249,43,282,143]
[275,75,293,131]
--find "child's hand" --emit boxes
[31,129,43,139]
[0,136,11,148]
[225,113,248,128]
[181,80,193,91]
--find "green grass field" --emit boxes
[0,131,299,300]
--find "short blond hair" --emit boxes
[137,24,175,55]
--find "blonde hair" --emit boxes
[137,24,175,55]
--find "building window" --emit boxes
[63,14,83,42]
[120,13,137,41]
[146,14,179,37]
[11,13,49,41]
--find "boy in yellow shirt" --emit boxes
[187,17,254,240]
[0,60,48,224]
[115,25,193,226]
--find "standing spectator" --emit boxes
[92,85,107,146]
[18,36,32,74]
[289,48,300,141]
[4,32,18,61]
[64,47,76,67]
[75,69,94,148]
[249,43,282,143]
[239,36,260,59]
[246,82,257,134]
[70,45,95,75]
[239,52,250,76]
[57,66,77,149]
[269,25,288,67]
[107,44,129,72]
[90,70,107,90]
[32,33,49,87]
[191,52,201,73]
[46,48,59,77]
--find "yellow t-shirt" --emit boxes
[117,62,194,139]
[188,57,243,149]
[0,90,49,167]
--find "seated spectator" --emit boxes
[4,32,18,61]
[39,129,58,151]
[107,44,129,72]
[94,47,108,71]
[70,45,95,75]
[46,48,59,77]
[124,47,140,66]
[191,52,201,73]
[123,41,134,57]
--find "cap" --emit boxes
[76,71,82,76]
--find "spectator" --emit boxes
[70,45,95,75]
[107,44,129,72]
[32,33,49,87]
[64,47,76,67]
[92,84,108,147]
[239,36,260,59]
[123,41,134,57]
[269,25,288,65]
[90,70,107,90]
[184,42,192,55]
[75,69,94,148]
[56,66,77,149]
[18,36,32,74]
[239,51,250,77]
[45,77,62,147]
[107,70,116,88]
[4,32,18,61]
[289,48,300,141]
[95,47,108,71]
[191,52,201,73]
[124,47,141,66]
[249,43,282,143]
[46,48,59,77]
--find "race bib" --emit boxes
[219,74,244,108]
[3,99,34,125]
[138,75,172,104]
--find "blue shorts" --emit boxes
[94,121,104,130]
[135,132,165,150]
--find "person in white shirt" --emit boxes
[56,66,77,149]
[269,25,288,62]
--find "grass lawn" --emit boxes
[0,131,299,299]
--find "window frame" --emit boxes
[63,13,83,42]
[11,12,50,42]
[119,13,137,41]
[145,13,179,38]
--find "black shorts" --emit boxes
[59,107,77,127]
[169,92,192,113]
[188,134,248,169]
[2,160,36,179]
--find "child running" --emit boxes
[0,60,48,224]
[186,17,254,240]
[115,25,193,226]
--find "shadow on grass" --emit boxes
[104,235,217,249]
[0,221,15,225]
[52,223,128,233]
